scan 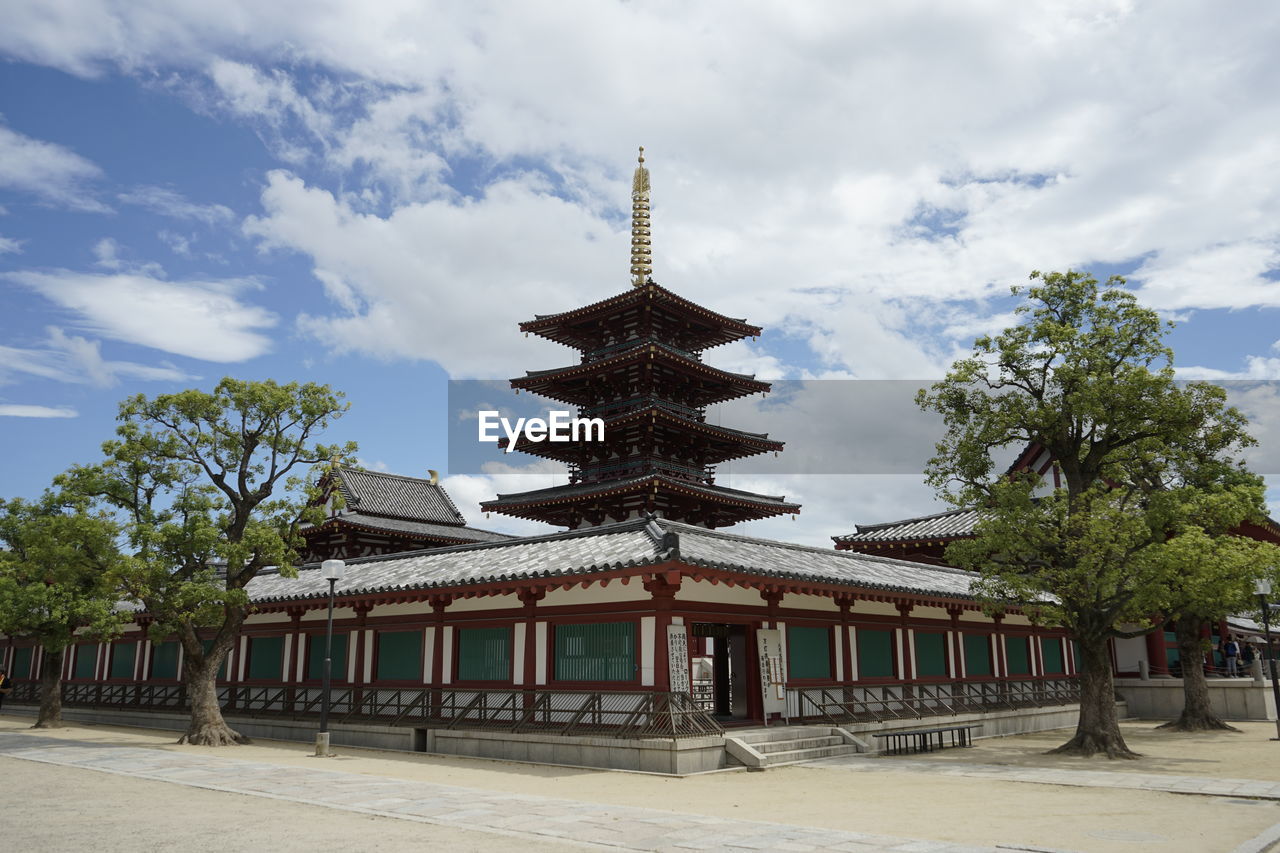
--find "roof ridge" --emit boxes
[657,518,979,579]
[298,516,656,569]
[834,505,974,538]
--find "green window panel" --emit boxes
[1167,647,1180,665]
[554,622,635,682]
[377,630,423,682]
[307,632,349,681]
[73,644,98,680]
[787,626,832,680]
[110,643,137,680]
[1005,636,1031,675]
[914,632,948,677]
[12,647,33,679]
[151,642,180,680]
[857,629,895,679]
[248,636,284,681]
[457,627,511,681]
[1071,640,1082,672]
[963,634,992,676]
[1164,630,1178,643]
[200,640,228,679]
[1040,637,1064,674]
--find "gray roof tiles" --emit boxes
[247,516,981,605]
[833,508,980,543]
[326,512,515,543]
[335,466,467,526]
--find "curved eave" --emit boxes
[510,348,770,405]
[505,407,783,461]
[519,283,761,347]
[481,475,798,515]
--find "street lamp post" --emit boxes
[315,558,345,757]
[1255,578,1280,742]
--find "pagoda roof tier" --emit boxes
[511,342,769,407]
[520,281,761,352]
[506,404,783,465]
[480,473,799,528]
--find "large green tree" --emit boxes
[0,491,129,728]
[66,378,354,746]
[918,270,1276,758]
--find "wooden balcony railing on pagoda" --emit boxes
[3,681,723,740]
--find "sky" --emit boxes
[1,1,1279,548]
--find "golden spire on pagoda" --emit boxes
[630,146,652,287]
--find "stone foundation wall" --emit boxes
[1114,678,1276,721]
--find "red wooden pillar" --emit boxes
[429,595,451,686]
[896,603,914,681]
[1144,625,1169,675]
[645,573,681,692]
[838,595,855,686]
[947,607,964,679]
[286,610,303,683]
[992,615,1007,678]
[352,604,371,690]
[518,588,544,688]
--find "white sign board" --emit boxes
[756,628,787,714]
[667,624,690,695]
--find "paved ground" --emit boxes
[0,731,1008,853]
[3,717,1280,853]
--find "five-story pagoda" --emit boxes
[481,150,799,529]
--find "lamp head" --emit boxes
[1256,577,1273,597]
[321,559,346,581]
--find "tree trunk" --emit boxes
[33,648,64,729]
[1049,636,1139,758]
[1159,614,1237,732]
[177,637,249,746]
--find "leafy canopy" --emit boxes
[0,491,130,651]
[64,377,355,642]
[917,271,1277,638]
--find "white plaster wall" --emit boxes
[244,612,292,624]
[1114,635,1146,672]
[302,607,357,622]
[545,583,649,606]
[449,593,521,612]
[850,601,901,617]
[674,581,765,607]
[368,602,434,618]
[911,606,953,621]
[782,594,839,613]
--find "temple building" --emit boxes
[300,465,513,562]
[2,152,1089,773]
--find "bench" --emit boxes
[872,723,983,755]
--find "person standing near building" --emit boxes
[1224,635,1241,677]
[0,668,11,710]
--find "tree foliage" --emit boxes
[918,270,1279,757]
[65,377,355,745]
[0,490,130,726]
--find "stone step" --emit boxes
[734,726,836,744]
[754,736,845,754]
[759,744,862,765]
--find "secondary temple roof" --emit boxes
[249,516,980,605]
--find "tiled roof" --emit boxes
[833,508,979,544]
[482,474,799,511]
[318,512,515,544]
[334,467,466,526]
[246,516,981,605]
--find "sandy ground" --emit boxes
[3,715,1279,853]
[892,719,1280,780]
[0,755,577,852]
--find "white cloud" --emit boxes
[118,185,234,224]
[0,124,108,212]
[0,327,197,387]
[0,234,23,254]
[6,269,277,362]
[0,404,78,418]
